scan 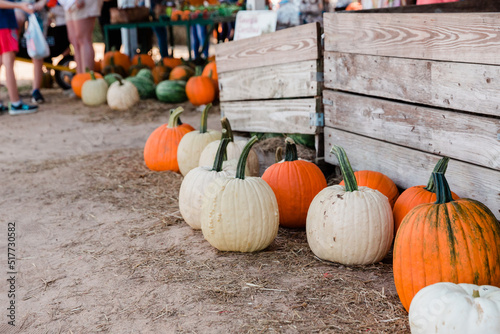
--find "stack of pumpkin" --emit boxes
[71,48,219,109]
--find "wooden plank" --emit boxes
[357,0,500,13]
[215,22,321,74]
[323,90,500,171]
[221,98,320,134]
[324,12,500,65]
[219,60,320,102]
[324,127,500,220]
[324,52,500,118]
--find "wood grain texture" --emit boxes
[324,52,500,117]
[324,127,500,220]
[323,90,500,171]
[221,98,320,134]
[219,60,321,102]
[215,22,321,74]
[324,12,500,65]
[358,0,500,13]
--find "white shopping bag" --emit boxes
[25,13,50,59]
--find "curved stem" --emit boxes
[220,117,234,142]
[472,290,480,298]
[236,136,258,180]
[432,172,454,204]
[275,146,283,163]
[90,71,96,80]
[200,103,211,133]
[212,138,230,172]
[284,137,298,162]
[330,145,358,192]
[425,157,450,192]
[195,66,203,76]
[167,107,184,128]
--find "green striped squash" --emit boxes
[156,80,188,103]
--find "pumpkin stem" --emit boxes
[425,157,450,192]
[432,172,454,204]
[275,146,283,163]
[167,107,184,128]
[195,66,203,76]
[220,117,234,142]
[284,137,298,162]
[200,103,211,133]
[110,56,115,67]
[331,145,358,192]
[212,138,230,172]
[90,70,96,80]
[116,77,124,86]
[472,290,480,298]
[236,136,258,180]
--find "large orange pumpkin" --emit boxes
[102,48,131,72]
[71,71,103,98]
[186,66,216,106]
[143,107,195,172]
[202,61,219,94]
[169,65,195,81]
[340,170,399,208]
[393,157,460,233]
[131,54,155,70]
[393,172,500,312]
[262,137,327,228]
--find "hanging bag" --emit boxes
[25,13,50,59]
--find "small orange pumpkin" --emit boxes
[202,61,219,94]
[162,57,183,69]
[169,65,195,81]
[102,48,131,72]
[131,53,155,70]
[340,170,399,208]
[71,71,104,98]
[152,62,171,84]
[143,107,195,172]
[186,66,216,106]
[262,137,327,228]
[94,60,102,73]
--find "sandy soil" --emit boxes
[0,85,411,333]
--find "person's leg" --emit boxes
[2,51,20,103]
[153,26,169,58]
[66,19,83,73]
[73,17,96,72]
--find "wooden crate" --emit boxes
[323,12,500,219]
[214,23,324,157]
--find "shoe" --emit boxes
[9,102,38,115]
[0,104,8,113]
[31,89,45,104]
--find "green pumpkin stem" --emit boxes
[212,138,230,172]
[284,137,298,162]
[472,290,480,298]
[110,56,115,67]
[331,145,358,192]
[220,117,234,142]
[167,107,184,128]
[90,71,96,80]
[432,172,454,204]
[275,146,283,163]
[195,66,203,76]
[200,103,211,133]
[236,136,258,180]
[425,157,450,192]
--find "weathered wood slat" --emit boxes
[323,90,500,171]
[324,52,500,117]
[324,13,500,65]
[358,0,500,13]
[221,98,320,134]
[215,22,321,74]
[324,127,500,220]
[219,60,321,102]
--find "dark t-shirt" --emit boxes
[0,1,18,30]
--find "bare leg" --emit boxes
[2,52,20,102]
[74,17,96,72]
[66,19,83,73]
[32,58,43,90]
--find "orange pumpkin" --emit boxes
[262,137,327,228]
[186,66,216,106]
[94,60,102,73]
[202,61,219,94]
[162,57,183,69]
[340,170,399,208]
[102,48,131,72]
[169,65,195,81]
[152,62,171,84]
[143,107,195,172]
[131,54,155,70]
[393,157,460,233]
[71,71,103,98]
[393,172,500,312]
[346,1,362,10]
[181,10,191,20]
[170,9,183,21]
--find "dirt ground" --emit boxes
[0,85,411,333]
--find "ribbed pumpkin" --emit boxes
[186,66,216,106]
[152,62,171,84]
[179,138,236,230]
[162,57,183,69]
[71,71,103,98]
[393,157,460,233]
[131,53,155,69]
[202,61,218,94]
[169,65,195,81]
[143,107,195,172]
[262,137,327,229]
[177,104,222,176]
[102,48,131,73]
[393,172,500,312]
[103,56,127,77]
[306,146,394,265]
[340,170,399,208]
[200,136,280,252]
[129,57,150,77]
[81,71,108,106]
[107,77,139,110]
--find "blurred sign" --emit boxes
[234,10,277,40]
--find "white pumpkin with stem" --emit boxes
[177,103,221,176]
[409,282,500,334]
[200,136,279,252]
[82,71,108,106]
[198,117,260,176]
[107,77,140,110]
[306,145,393,265]
[179,138,235,230]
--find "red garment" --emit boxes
[47,0,58,7]
[0,29,18,55]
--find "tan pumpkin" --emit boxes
[106,77,139,110]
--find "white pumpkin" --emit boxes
[107,78,140,110]
[198,117,260,176]
[81,71,108,106]
[179,138,235,229]
[306,146,393,265]
[409,282,500,334]
[201,136,279,252]
[177,104,221,176]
